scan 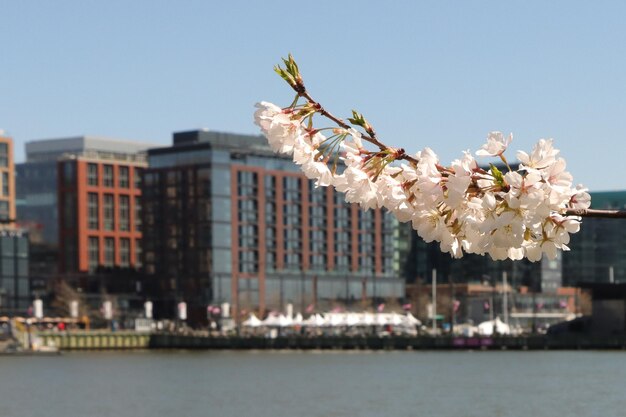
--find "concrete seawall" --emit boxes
[37,331,151,350]
[150,334,626,351]
[34,332,626,351]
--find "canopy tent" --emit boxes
[477,317,511,336]
[405,313,421,326]
[302,314,327,327]
[242,314,263,327]
[248,311,424,329]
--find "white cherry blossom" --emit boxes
[476,131,512,157]
[254,99,587,263]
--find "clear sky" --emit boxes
[1,1,625,191]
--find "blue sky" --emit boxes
[1,1,625,191]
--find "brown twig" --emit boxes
[296,90,420,165]
[564,208,626,219]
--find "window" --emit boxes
[87,163,98,186]
[0,143,7,167]
[64,162,75,186]
[103,165,114,187]
[134,196,142,230]
[119,166,129,188]
[104,238,115,267]
[88,237,99,271]
[135,239,142,268]
[88,193,99,230]
[0,201,9,222]
[134,167,143,189]
[120,238,130,267]
[1,172,8,197]
[119,195,130,231]
[104,194,114,231]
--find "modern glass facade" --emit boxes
[0,230,29,315]
[0,136,28,315]
[402,223,561,293]
[562,191,626,286]
[143,130,405,321]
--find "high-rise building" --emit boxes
[563,191,626,286]
[0,134,29,314]
[16,136,157,293]
[142,130,405,321]
[17,136,157,248]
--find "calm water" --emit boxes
[1,350,625,417]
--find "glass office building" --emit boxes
[562,191,626,286]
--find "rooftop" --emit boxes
[25,136,159,162]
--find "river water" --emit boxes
[1,350,625,417]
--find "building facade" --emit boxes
[142,130,405,321]
[15,136,156,311]
[17,136,157,248]
[0,134,29,314]
[0,136,15,224]
[562,191,626,286]
[403,228,562,294]
[58,155,146,274]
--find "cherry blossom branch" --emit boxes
[275,55,418,165]
[275,55,626,220]
[259,54,626,263]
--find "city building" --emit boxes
[142,130,405,322]
[403,228,563,293]
[0,228,30,314]
[0,135,16,224]
[57,153,146,274]
[407,282,583,331]
[15,136,157,309]
[0,133,29,314]
[562,191,626,286]
[17,136,157,248]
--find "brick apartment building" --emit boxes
[142,130,406,321]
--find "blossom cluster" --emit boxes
[254,57,591,261]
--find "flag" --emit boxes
[483,300,490,312]
[377,303,385,313]
[306,303,315,313]
[453,299,461,313]
[559,299,568,309]
[402,303,412,311]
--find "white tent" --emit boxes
[362,313,375,326]
[346,313,361,326]
[389,313,404,326]
[302,313,327,327]
[376,313,389,326]
[278,314,293,327]
[404,313,421,326]
[477,317,510,336]
[327,313,347,327]
[242,313,263,327]
[261,314,282,327]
